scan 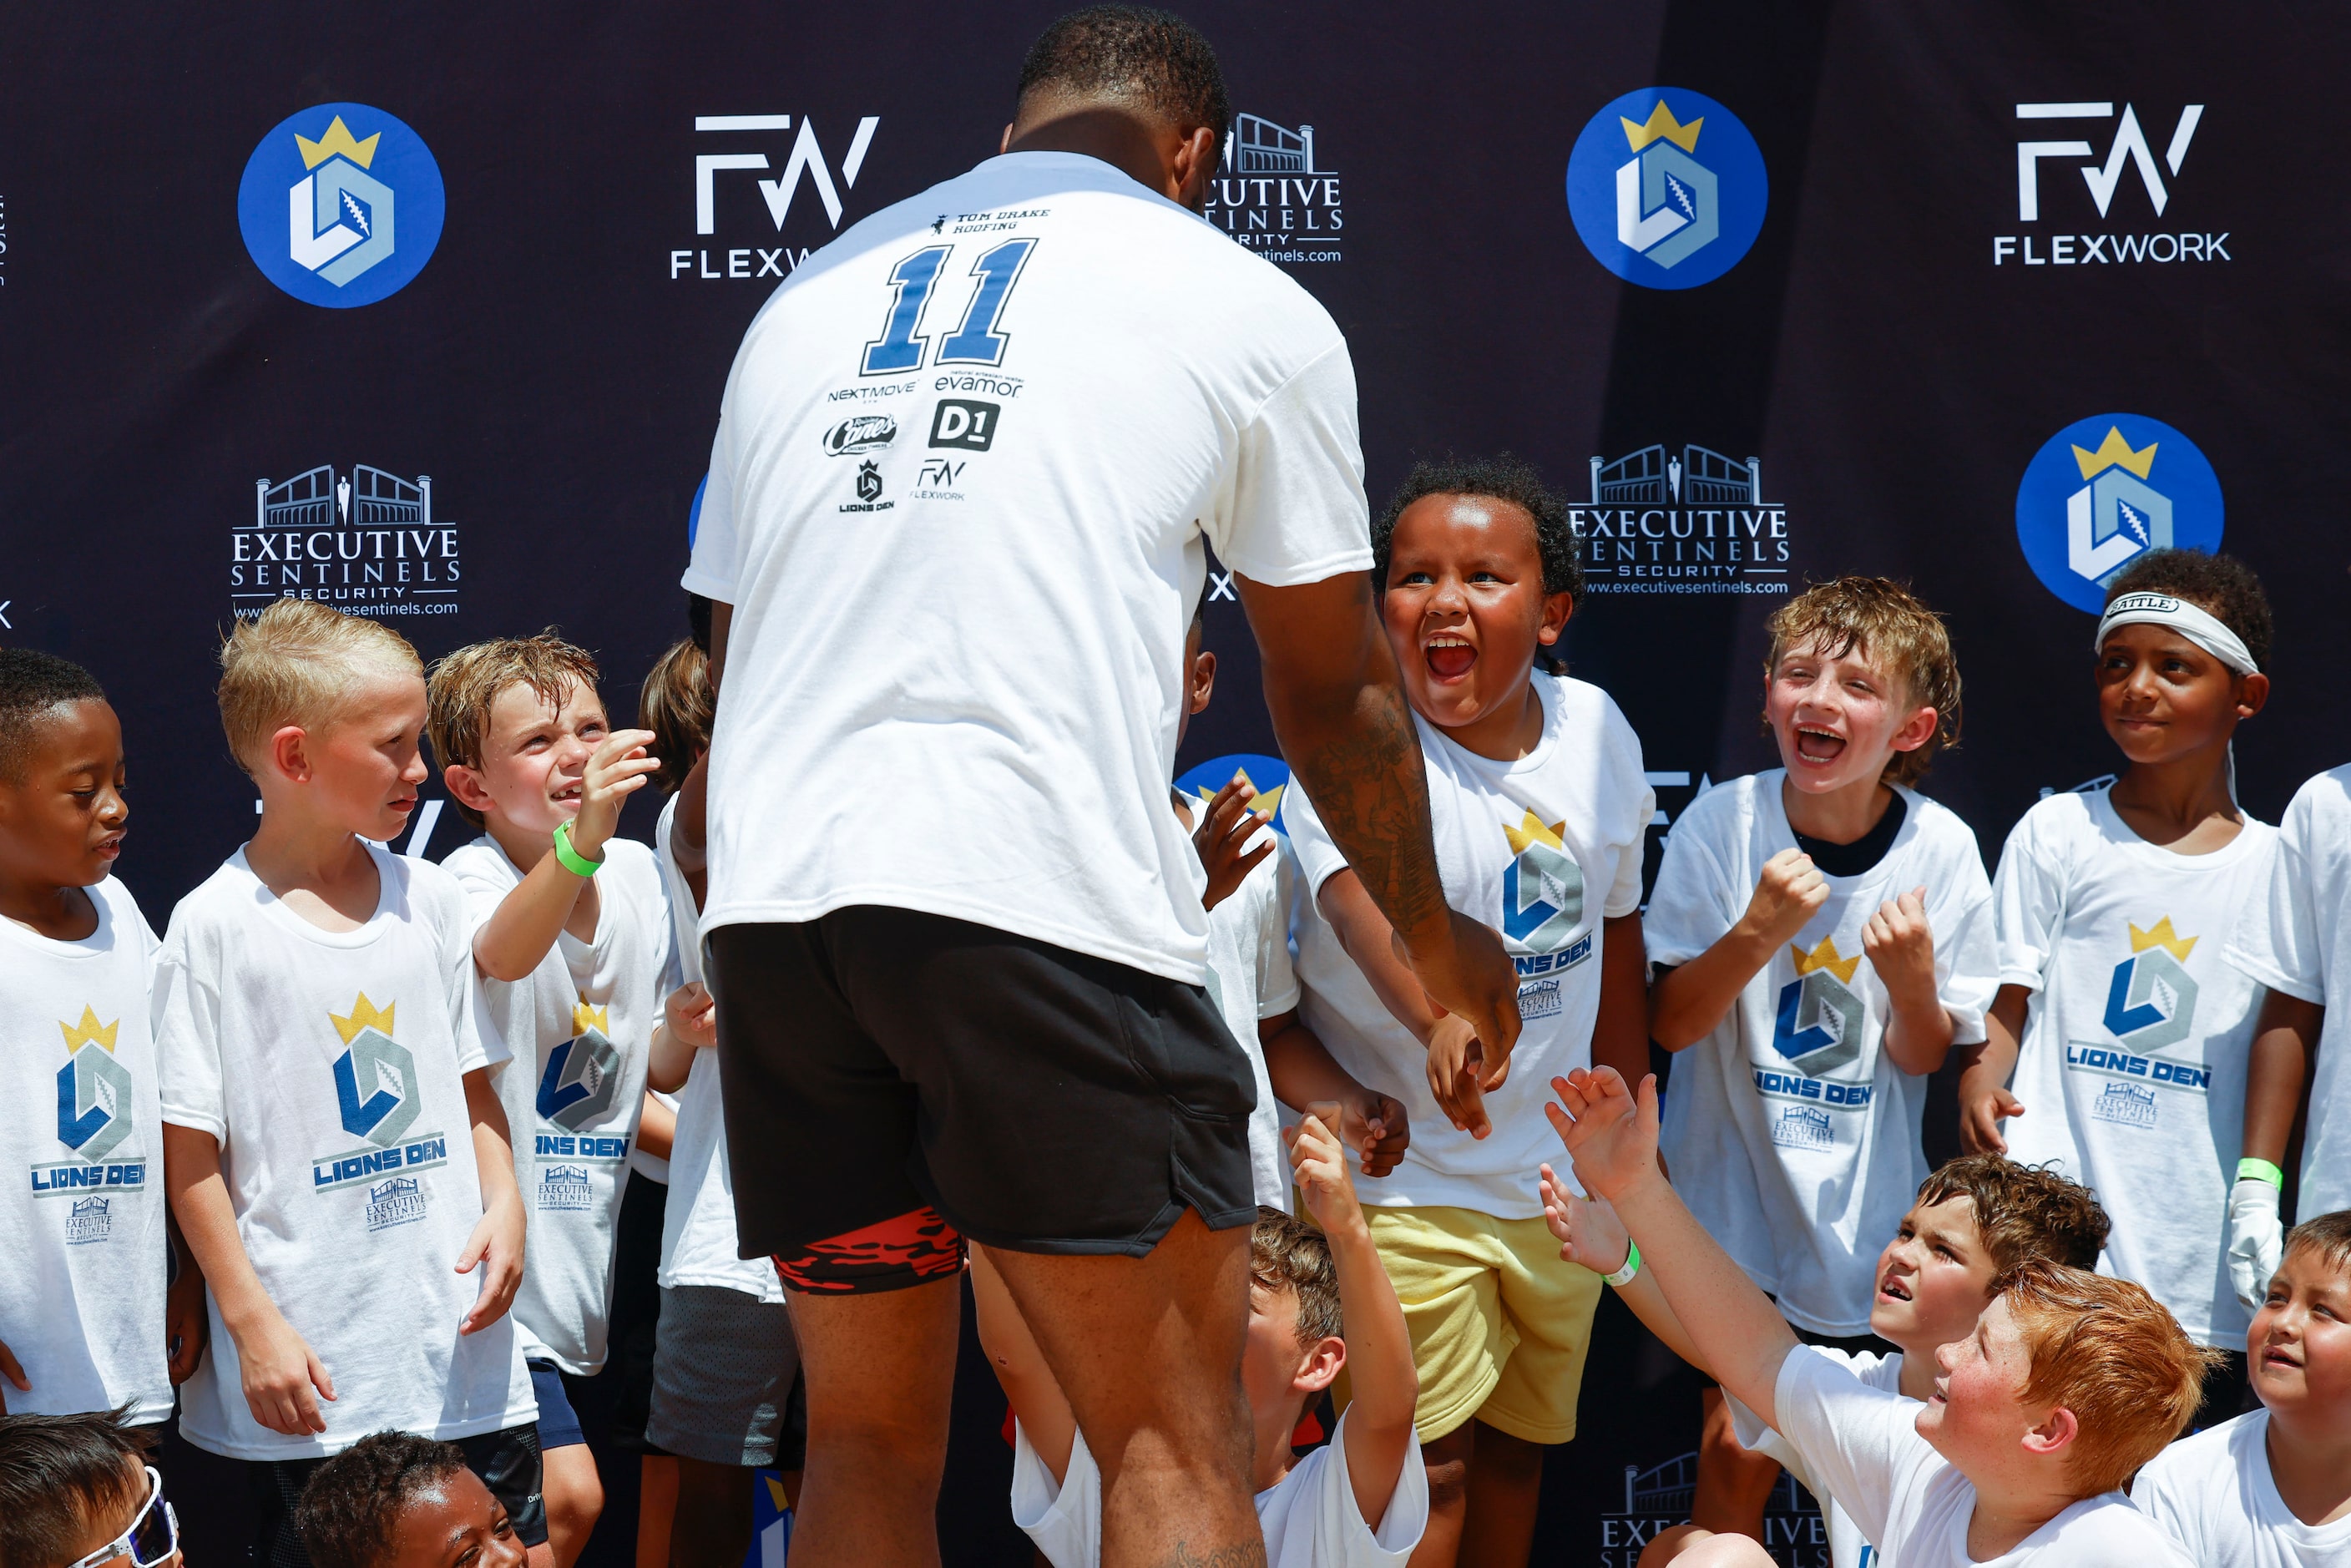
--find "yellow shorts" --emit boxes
[1358,1204,1602,1445]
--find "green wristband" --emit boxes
[551,818,603,878]
[1602,1239,1642,1289]
[2237,1158,2285,1190]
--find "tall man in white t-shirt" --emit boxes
[681,10,1519,1567]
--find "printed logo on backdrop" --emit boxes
[1570,444,1790,594]
[238,105,445,307]
[232,463,462,619]
[2015,414,2222,613]
[313,994,449,1198]
[2065,917,2212,1112]
[1759,937,1875,1132]
[672,114,881,281]
[1996,102,2223,267]
[1205,114,1343,265]
[33,1005,149,1205]
[1598,1452,1825,1566]
[1566,90,1767,289]
[1176,755,1290,836]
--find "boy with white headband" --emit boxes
[1959,548,2275,1425]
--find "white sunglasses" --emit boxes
[62,1464,179,1568]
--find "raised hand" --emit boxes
[1425,1014,1496,1140]
[1863,887,1939,1002]
[1191,774,1276,911]
[1539,1162,1631,1277]
[1740,847,1829,948]
[1339,1085,1410,1177]
[1542,1066,1660,1203]
[1398,910,1523,1090]
[1287,1102,1367,1242]
[665,980,717,1050]
[568,727,661,860]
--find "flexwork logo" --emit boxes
[238,105,445,306]
[1570,443,1792,594]
[672,114,880,281]
[233,463,463,619]
[1566,89,1767,289]
[1995,102,2222,266]
[1204,114,1343,265]
[2015,414,2222,612]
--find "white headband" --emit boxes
[2094,591,2259,675]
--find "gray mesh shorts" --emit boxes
[647,1282,803,1467]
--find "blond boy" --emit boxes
[156,600,538,1567]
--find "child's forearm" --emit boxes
[1593,914,1651,1085]
[1261,1018,1362,1108]
[473,858,587,982]
[2244,991,2323,1164]
[1881,991,1957,1075]
[636,1090,677,1163]
[464,1070,523,1213]
[162,1123,278,1337]
[1318,871,1445,1042]
[646,1023,695,1094]
[1650,928,1775,1050]
[1325,1213,1415,1430]
[1609,1167,1797,1427]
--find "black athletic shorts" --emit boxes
[709,908,1258,1291]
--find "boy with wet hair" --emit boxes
[0,651,203,1426]
[157,599,538,1568]
[427,635,711,1568]
[296,1431,526,1568]
[1541,1154,2109,1568]
[973,1107,1428,1566]
[1550,1063,2209,1568]
[2135,1207,2351,1560]
[1644,577,1996,1540]
[0,1409,179,1568]
[1959,549,2275,1424]
[1284,454,1654,1567]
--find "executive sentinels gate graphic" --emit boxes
[232,463,461,616]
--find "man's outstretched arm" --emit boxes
[1236,571,1522,1070]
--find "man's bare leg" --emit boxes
[781,1271,962,1568]
[989,1209,1261,1568]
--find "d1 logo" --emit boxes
[331,994,422,1148]
[2102,918,2200,1054]
[2015,414,2223,613]
[1565,89,1768,289]
[1500,811,1584,953]
[238,104,445,308]
[54,1006,134,1163]
[538,1005,624,1131]
[1773,938,1864,1077]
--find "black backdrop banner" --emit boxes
[7,5,2350,1565]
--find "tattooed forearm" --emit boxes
[1165,1541,1270,1568]
[1280,670,1446,943]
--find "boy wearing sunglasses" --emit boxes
[0,1408,179,1568]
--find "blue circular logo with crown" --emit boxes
[238,104,445,307]
[2015,414,2224,613]
[1565,89,1767,289]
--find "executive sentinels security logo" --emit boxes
[1204,113,1344,266]
[2015,414,2223,613]
[332,994,420,1149]
[238,105,445,307]
[1566,90,1767,289]
[55,1006,134,1164]
[538,1004,624,1132]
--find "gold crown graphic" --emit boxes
[2128,916,2197,962]
[59,1004,119,1055]
[296,115,381,171]
[2071,427,2157,482]
[1503,809,1569,855]
[573,1003,612,1037]
[1791,935,1863,985]
[1622,101,1703,154]
[331,992,396,1044]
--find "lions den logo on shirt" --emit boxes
[33,1006,147,1201]
[312,994,449,1194]
[1759,937,1875,1115]
[237,105,445,307]
[1500,812,1589,1020]
[2064,917,2211,1110]
[534,1004,631,1166]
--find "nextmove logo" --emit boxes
[2015,414,2222,612]
[238,104,445,306]
[1565,89,1767,289]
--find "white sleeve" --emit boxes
[1302,1409,1428,1563]
[1991,813,2065,993]
[1932,853,1998,1048]
[1008,1422,1101,1568]
[153,925,227,1141]
[1642,816,1739,968]
[1207,340,1374,589]
[1257,856,1301,1019]
[2227,795,2325,1003]
[1280,780,1352,900]
[1604,704,1656,919]
[446,893,507,1074]
[2123,1449,2202,1562]
[679,423,742,604]
[1767,1346,1934,1550]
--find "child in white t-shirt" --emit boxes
[1284,458,1652,1562]
[1960,552,2277,1415]
[975,1106,1428,1568]
[1645,577,1995,1539]
[2134,1208,2351,1564]
[0,650,202,1424]
[1541,1154,2108,1568]
[427,635,711,1568]
[156,600,538,1568]
[1548,1064,2208,1568]
[1172,599,1408,1203]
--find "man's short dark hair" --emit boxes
[0,648,106,786]
[2103,548,2273,672]
[1016,6,1231,162]
[1371,454,1585,604]
[296,1432,471,1568]
[0,1409,153,1568]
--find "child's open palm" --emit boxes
[1542,1066,1659,1203]
[1539,1163,1632,1277]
